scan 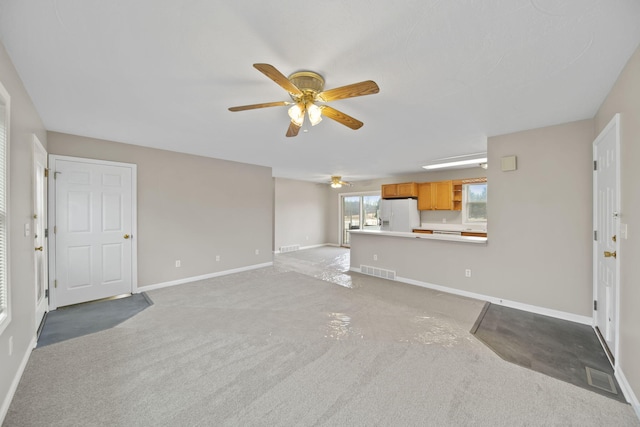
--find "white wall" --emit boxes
[0,42,48,421]
[595,43,640,414]
[274,178,331,251]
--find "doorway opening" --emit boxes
[340,192,381,247]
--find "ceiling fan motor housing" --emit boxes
[288,71,325,100]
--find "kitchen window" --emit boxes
[0,80,10,334]
[462,183,487,224]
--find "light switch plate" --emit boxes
[24,223,30,237]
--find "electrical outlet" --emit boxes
[175,260,181,268]
[255,249,259,255]
[373,254,378,261]
[465,269,471,278]
[216,255,220,261]
[442,218,447,223]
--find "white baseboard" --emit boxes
[350,267,593,325]
[137,262,273,293]
[1,335,37,425]
[615,366,640,418]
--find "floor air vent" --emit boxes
[360,265,396,280]
[280,244,300,253]
[585,366,618,394]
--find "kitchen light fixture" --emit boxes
[422,153,487,170]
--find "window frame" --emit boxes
[462,182,487,225]
[0,80,10,335]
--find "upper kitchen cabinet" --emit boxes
[381,182,418,199]
[418,180,459,210]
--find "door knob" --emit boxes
[604,251,616,259]
[35,246,43,251]
[124,234,130,239]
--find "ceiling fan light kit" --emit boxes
[229,64,379,137]
[330,176,351,188]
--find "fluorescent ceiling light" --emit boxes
[422,154,487,170]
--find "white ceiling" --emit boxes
[1,1,640,183]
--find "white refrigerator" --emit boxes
[379,198,420,232]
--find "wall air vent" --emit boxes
[279,244,300,253]
[360,265,396,280]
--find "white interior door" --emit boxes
[33,136,48,329]
[51,156,136,308]
[593,114,620,361]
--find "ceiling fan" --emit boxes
[329,176,352,188]
[229,64,379,137]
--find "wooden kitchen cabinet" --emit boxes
[452,180,463,211]
[418,180,455,210]
[381,182,418,199]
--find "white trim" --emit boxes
[592,113,621,362]
[0,335,37,425]
[350,267,592,325]
[615,366,640,417]
[0,79,10,336]
[137,262,273,293]
[47,155,138,309]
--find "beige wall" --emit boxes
[48,132,273,287]
[0,42,48,418]
[351,119,595,316]
[274,178,331,251]
[595,43,640,411]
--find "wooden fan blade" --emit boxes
[228,101,289,112]
[320,106,363,130]
[286,121,301,137]
[253,63,303,96]
[317,80,379,102]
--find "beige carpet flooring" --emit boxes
[4,247,638,426]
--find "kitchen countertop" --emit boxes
[413,223,487,233]
[349,229,487,244]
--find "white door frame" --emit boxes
[32,135,48,328]
[47,155,138,309]
[592,113,621,364]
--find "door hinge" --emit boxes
[594,160,597,171]
[594,300,597,311]
[44,168,49,178]
[54,279,58,289]
[594,230,597,241]
[54,225,57,234]
[44,228,48,238]
[45,289,49,298]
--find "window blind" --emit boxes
[0,89,8,321]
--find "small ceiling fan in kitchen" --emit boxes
[228,63,379,137]
[329,176,352,188]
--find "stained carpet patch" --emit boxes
[472,303,626,403]
[37,293,153,348]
